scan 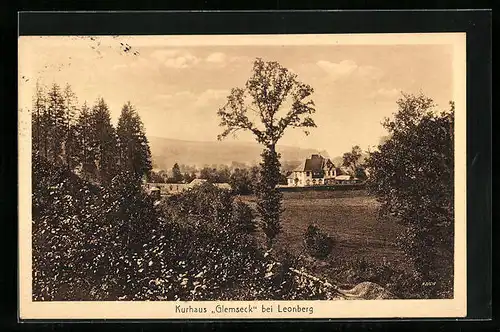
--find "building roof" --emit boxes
[293,154,335,172]
[189,179,208,186]
[292,161,307,172]
[304,154,324,172]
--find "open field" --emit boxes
[239,190,409,287]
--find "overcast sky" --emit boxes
[19,35,454,157]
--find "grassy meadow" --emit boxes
[239,190,409,289]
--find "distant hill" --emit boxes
[148,136,331,170]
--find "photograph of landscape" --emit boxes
[18,33,466,319]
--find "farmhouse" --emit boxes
[287,154,338,187]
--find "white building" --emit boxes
[286,154,338,187]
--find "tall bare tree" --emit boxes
[217,58,317,249]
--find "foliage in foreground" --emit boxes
[365,93,454,298]
[32,155,340,301]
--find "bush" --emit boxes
[303,224,334,259]
[229,168,253,195]
[32,157,346,301]
[32,154,161,300]
[365,93,454,290]
[232,200,257,234]
[162,182,256,236]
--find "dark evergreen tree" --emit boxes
[31,81,46,155]
[91,98,118,184]
[62,84,79,169]
[116,102,152,180]
[171,163,183,183]
[74,102,98,178]
[45,83,66,163]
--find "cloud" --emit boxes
[194,89,229,107]
[371,88,401,99]
[153,89,228,108]
[206,52,226,64]
[149,49,201,69]
[317,60,357,77]
[316,60,384,80]
[205,53,254,67]
[149,49,254,70]
[164,54,200,69]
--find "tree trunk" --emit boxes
[258,143,283,250]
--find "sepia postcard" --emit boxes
[18,33,467,320]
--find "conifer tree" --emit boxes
[45,83,66,163]
[171,163,182,183]
[62,84,79,169]
[75,102,97,178]
[32,81,47,155]
[91,97,118,183]
[116,102,152,181]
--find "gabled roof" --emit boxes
[294,154,336,172]
[292,161,307,172]
[304,154,324,172]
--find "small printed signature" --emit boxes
[422,281,437,286]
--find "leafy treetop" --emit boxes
[217,58,317,148]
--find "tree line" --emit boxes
[150,162,290,194]
[31,82,152,184]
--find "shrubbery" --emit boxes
[32,156,341,301]
[304,224,335,259]
[32,154,159,300]
[365,93,455,298]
